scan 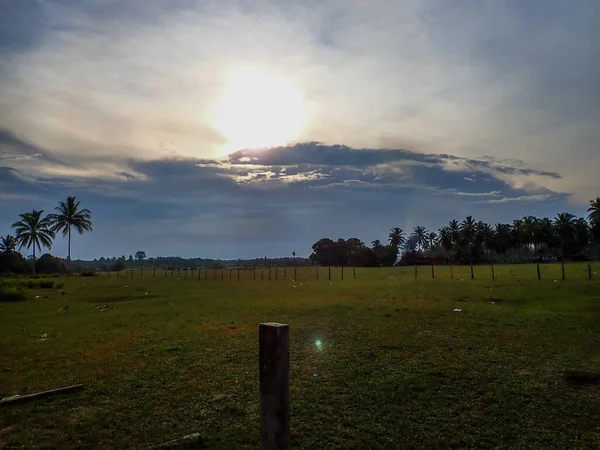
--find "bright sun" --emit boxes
[212,68,306,155]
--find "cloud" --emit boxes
[486,194,555,204]
[0,1,598,258]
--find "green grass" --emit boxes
[1,263,599,448]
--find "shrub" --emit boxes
[18,279,57,289]
[0,252,32,274]
[0,285,27,302]
[80,271,97,277]
[35,254,68,274]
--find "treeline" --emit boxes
[68,255,312,272]
[311,198,600,266]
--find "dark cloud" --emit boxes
[0,142,576,259]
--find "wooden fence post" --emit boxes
[431,263,435,279]
[269,268,272,281]
[294,267,297,280]
[171,268,174,278]
[141,267,143,278]
[450,264,454,280]
[229,269,232,282]
[221,269,224,282]
[262,269,264,281]
[328,267,331,281]
[537,262,541,280]
[353,267,356,280]
[588,261,592,280]
[254,269,256,281]
[259,322,290,450]
[414,264,417,279]
[238,269,240,281]
[491,264,495,280]
[470,264,474,280]
[198,268,202,281]
[561,259,566,281]
[316,267,319,280]
[283,268,286,281]
[341,266,344,280]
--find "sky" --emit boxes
[0,0,599,260]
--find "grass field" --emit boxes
[1,263,600,448]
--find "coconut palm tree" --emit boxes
[12,210,55,272]
[0,234,18,254]
[411,226,428,252]
[460,216,477,276]
[388,228,406,250]
[554,212,576,279]
[48,196,93,261]
[588,197,600,225]
[425,231,438,253]
[522,216,538,261]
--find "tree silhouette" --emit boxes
[588,197,600,224]
[135,251,147,261]
[12,210,55,273]
[388,228,406,249]
[0,235,18,254]
[48,196,93,261]
[411,226,428,252]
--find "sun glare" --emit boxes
[212,68,306,155]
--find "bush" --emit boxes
[0,285,27,302]
[0,252,32,274]
[80,271,97,277]
[35,254,68,274]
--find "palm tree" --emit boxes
[425,231,438,253]
[522,216,538,261]
[371,240,382,249]
[412,226,428,252]
[0,234,18,254]
[48,196,93,261]
[588,197,600,225]
[554,212,576,279]
[388,228,406,250]
[460,216,477,277]
[12,210,55,272]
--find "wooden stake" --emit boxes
[353,267,356,280]
[259,323,290,450]
[491,264,495,280]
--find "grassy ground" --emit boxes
[1,263,599,448]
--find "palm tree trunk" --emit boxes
[561,241,566,280]
[469,244,474,279]
[68,226,72,261]
[32,242,36,274]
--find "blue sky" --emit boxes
[0,0,598,260]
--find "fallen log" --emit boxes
[150,433,203,448]
[562,370,600,385]
[0,384,83,405]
